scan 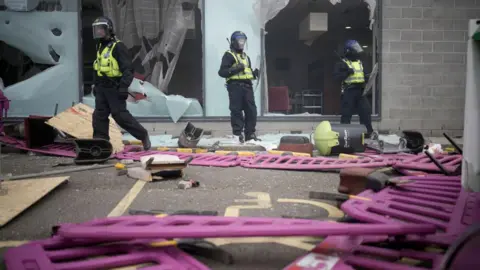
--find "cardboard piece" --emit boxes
[0,176,69,227]
[46,103,124,153]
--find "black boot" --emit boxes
[245,133,261,141]
[238,134,245,143]
[142,136,151,151]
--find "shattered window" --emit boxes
[0,0,66,88]
[261,0,378,117]
[81,0,204,121]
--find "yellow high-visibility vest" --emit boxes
[226,51,254,81]
[93,40,122,77]
[343,59,365,84]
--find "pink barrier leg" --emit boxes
[4,237,209,270]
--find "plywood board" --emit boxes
[0,176,69,227]
[46,103,124,153]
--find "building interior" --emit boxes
[264,0,376,116]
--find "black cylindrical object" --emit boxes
[314,121,366,156]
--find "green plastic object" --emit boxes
[313,121,340,156]
[472,25,480,40]
[473,32,480,41]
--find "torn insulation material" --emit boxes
[329,0,377,29]
[99,0,203,121]
[101,0,198,92]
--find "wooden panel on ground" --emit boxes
[46,103,124,153]
[0,176,69,227]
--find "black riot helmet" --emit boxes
[92,16,114,40]
[230,31,247,52]
[344,39,363,60]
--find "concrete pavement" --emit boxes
[0,148,343,269]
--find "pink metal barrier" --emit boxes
[4,236,209,270]
[115,147,193,160]
[286,223,480,270]
[241,155,394,171]
[0,135,76,157]
[56,215,436,241]
[341,175,480,246]
[393,154,462,174]
[285,235,444,270]
[116,147,246,167]
[188,153,248,167]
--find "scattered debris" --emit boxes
[177,179,200,189]
[338,167,410,195]
[425,143,444,155]
[124,154,192,182]
[73,139,113,165]
[277,135,314,156]
[367,130,425,154]
[46,103,124,153]
[120,159,135,165]
[178,122,204,148]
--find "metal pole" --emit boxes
[0,163,114,181]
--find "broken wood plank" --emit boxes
[46,103,124,153]
[0,176,69,227]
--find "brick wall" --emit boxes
[379,0,480,136]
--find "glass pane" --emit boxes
[0,0,81,117]
[203,0,262,116]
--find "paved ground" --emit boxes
[0,147,343,270]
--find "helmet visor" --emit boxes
[349,41,364,54]
[234,38,246,50]
[92,22,108,39]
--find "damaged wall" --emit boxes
[379,0,475,136]
[0,0,80,117]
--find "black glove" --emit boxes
[119,87,129,100]
[235,63,245,70]
[347,68,354,75]
[253,68,260,79]
[228,63,245,75]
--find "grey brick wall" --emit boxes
[379,0,480,136]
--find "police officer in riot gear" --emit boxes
[91,16,151,150]
[218,31,260,143]
[333,39,374,137]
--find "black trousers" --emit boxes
[92,86,148,141]
[227,82,257,136]
[340,86,373,133]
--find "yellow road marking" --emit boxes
[107,180,146,217]
[224,192,272,217]
[0,240,28,248]
[210,192,342,250]
[277,199,344,219]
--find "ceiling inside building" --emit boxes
[266,0,371,32]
